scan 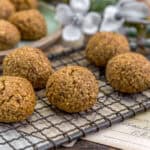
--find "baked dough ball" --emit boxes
[86,32,130,67]
[46,66,99,113]
[106,53,150,93]
[3,46,53,89]
[0,76,35,123]
[0,0,15,20]
[0,20,20,50]
[10,0,38,11]
[9,9,47,40]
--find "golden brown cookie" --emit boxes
[0,0,15,20]
[9,9,47,40]
[86,32,130,67]
[106,52,150,93]
[0,20,20,50]
[10,0,38,11]
[3,46,53,89]
[0,76,36,123]
[46,66,99,113]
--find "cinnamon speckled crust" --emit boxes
[10,0,38,11]
[3,46,53,89]
[0,0,15,20]
[9,9,47,40]
[0,76,36,123]
[0,20,20,50]
[46,66,99,113]
[106,53,150,93]
[86,32,130,67]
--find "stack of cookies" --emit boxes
[0,0,47,50]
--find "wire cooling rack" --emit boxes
[0,48,150,150]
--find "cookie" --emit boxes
[10,0,38,11]
[106,52,150,93]
[3,46,53,89]
[0,76,36,122]
[86,32,130,66]
[0,0,15,20]
[9,9,47,40]
[0,20,20,50]
[46,66,99,113]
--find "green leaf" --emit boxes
[90,0,118,12]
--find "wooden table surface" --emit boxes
[57,140,119,150]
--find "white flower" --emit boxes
[117,0,149,19]
[100,5,124,32]
[100,0,150,32]
[56,0,101,46]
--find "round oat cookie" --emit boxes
[3,46,53,89]
[9,9,47,40]
[46,66,99,113]
[106,52,150,93]
[0,0,15,20]
[0,20,20,50]
[86,32,130,67]
[0,76,36,123]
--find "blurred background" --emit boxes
[43,0,150,55]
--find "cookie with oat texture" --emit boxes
[0,76,36,123]
[86,32,130,67]
[106,52,150,93]
[3,46,53,89]
[46,66,99,113]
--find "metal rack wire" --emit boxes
[0,48,150,150]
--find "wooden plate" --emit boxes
[0,2,62,61]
